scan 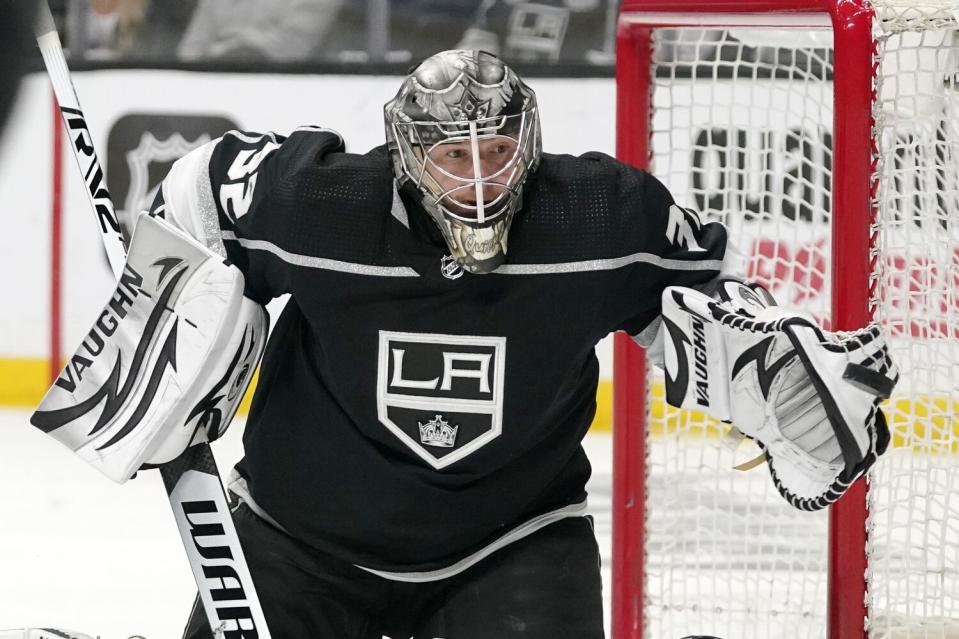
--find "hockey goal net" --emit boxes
[613,2,959,638]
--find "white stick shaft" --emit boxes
[32,6,272,636]
[34,5,126,279]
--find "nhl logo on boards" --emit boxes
[418,414,459,447]
[377,330,506,469]
[106,113,237,239]
[440,255,464,280]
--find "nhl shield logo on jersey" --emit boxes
[440,255,464,280]
[377,331,506,469]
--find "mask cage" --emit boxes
[392,109,539,224]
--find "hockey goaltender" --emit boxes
[31,50,896,638]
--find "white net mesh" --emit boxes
[867,4,959,637]
[640,5,959,638]
[874,1,959,33]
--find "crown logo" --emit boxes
[418,414,459,448]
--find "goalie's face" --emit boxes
[423,134,520,218]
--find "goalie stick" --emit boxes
[33,5,272,638]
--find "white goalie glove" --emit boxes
[661,278,898,511]
[31,214,268,483]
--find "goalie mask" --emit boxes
[385,50,542,274]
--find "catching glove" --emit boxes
[661,278,897,511]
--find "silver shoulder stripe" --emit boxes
[390,181,410,229]
[222,233,719,278]
[194,141,226,258]
[493,252,724,275]
[221,231,420,277]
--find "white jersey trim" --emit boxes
[493,252,724,275]
[356,500,589,583]
[227,469,291,531]
[292,125,345,149]
[224,126,344,149]
[229,469,589,583]
[224,130,280,145]
[221,231,421,277]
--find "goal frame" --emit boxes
[613,2,877,638]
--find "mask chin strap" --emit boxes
[469,121,486,223]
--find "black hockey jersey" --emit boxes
[152,126,727,575]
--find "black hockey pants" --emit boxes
[182,502,605,639]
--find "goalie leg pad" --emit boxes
[31,214,268,483]
[661,284,898,511]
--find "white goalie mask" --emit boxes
[385,50,542,274]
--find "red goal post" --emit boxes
[614,2,959,639]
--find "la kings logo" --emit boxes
[377,331,506,469]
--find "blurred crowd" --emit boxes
[51,0,618,66]
[47,0,828,73]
